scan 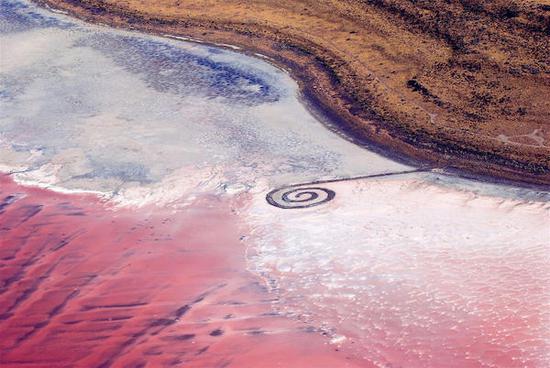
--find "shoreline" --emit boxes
[30,0,550,188]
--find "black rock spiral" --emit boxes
[266,186,336,209]
[265,169,432,209]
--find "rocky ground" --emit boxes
[36,0,550,185]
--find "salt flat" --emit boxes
[1,1,549,367]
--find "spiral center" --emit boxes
[266,186,335,209]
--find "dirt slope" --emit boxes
[37,0,550,185]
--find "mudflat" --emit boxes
[36,0,550,185]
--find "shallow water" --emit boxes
[1,0,549,367]
[247,175,550,367]
[0,0,408,199]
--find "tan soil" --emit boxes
[36,0,550,186]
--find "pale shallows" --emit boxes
[247,175,550,367]
[1,1,549,367]
[0,0,407,200]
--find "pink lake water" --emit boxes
[1,1,549,367]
